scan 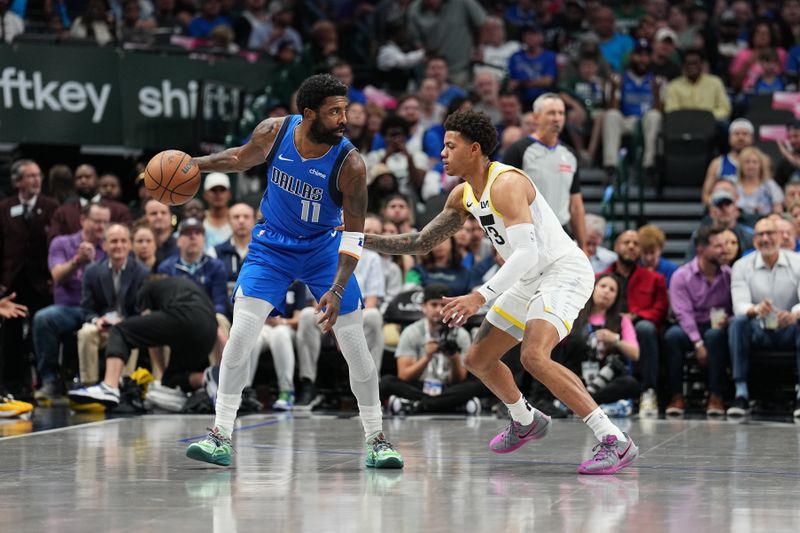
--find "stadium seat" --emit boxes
[662,110,717,187]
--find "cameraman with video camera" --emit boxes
[381,284,487,414]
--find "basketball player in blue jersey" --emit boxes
[184,74,403,468]
[365,111,638,474]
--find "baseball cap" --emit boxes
[710,190,735,206]
[204,172,230,192]
[367,163,396,186]
[654,28,678,43]
[788,170,800,184]
[178,217,204,235]
[720,10,737,25]
[729,118,754,134]
[633,38,651,53]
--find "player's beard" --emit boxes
[309,118,345,145]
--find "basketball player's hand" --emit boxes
[440,292,485,329]
[315,291,341,332]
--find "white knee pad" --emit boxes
[333,310,375,383]
[223,291,273,369]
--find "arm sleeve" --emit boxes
[619,315,638,347]
[731,259,754,316]
[476,224,539,302]
[669,270,701,343]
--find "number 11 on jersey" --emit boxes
[300,200,321,223]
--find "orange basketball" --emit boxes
[143,150,201,206]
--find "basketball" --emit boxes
[143,150,200,206]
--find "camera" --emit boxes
[436,328,461,356]
[586,355,626,395]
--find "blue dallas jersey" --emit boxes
[620,71,654,117]
[260,115,358,239]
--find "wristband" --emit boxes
[332,282,346,293]
[329,288,343,300]
[339,231,364,260]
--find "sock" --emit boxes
[214,392,241,439]
[359,404,383,439]
[583,407,626,442]
[735,382,749,400]
[505,395,534,426]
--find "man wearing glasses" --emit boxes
[728,217,800,420]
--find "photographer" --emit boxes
[562,274,640,416]
[380,285,486,414]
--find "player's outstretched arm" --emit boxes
[315,152,367,332]
[364,184,469,256]
[190,117,284,173]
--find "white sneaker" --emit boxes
[639,389,658,417]
[145,381,188,412]
[465,397,482,415]
[68,382,120,408]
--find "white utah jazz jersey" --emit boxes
[463,161,578,278]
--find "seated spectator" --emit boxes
[424,56,467,107]
[49,164,132,240]
[211,203,255,301]
[69,0,115,46]
[603,39,662,182]
[0,0,25,43]
[98,174,123,202]
[406,236,473,295]
[33,203,110,403]
[345,102,372,153]
[638,224,678,287]
[117,0,156,45]
[650,28,682,80]
[365,214,402,304]
[563,274,640,415]
[76,224,150,387]
[472,72,502,125]
[592,6,634,72]
[380,284,483,414]
[417,77,445,131]
[686,180,755,260]
[702,119,755,205]
[586,213,617,273]
[48,164,76,206]
[601,230,669,416]
[508,25,556,109]
[375,22,426,93]
[664,226,731,417]
[232,0,270,49]
[365,115,428,207]
[330,61,366,105]
[772,214,800,252]
[474,15,521,81]
[775,121,800,186]
[255,281,306,411]
[187,0,231,39]
[381,193,416,234]
[728,217,800,420]
[366,164,400,215]
[132,225,158,271]
[69,276,218,408]
[728,18,786,93]
[750,48,785,95]
[157,217,228,319]
[559,52,608,166]
[735,147,783,221]
[142,198,178,266]
[720,228,742,266]
[202,173,232,251]
[496,92,524,144]
[664,49,731,122]
[379,217,414,285]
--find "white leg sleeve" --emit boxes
[296,306,322,382]
[214,289,273,438]
[362,308,385,375]
[269,324,296,391]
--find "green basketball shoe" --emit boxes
[186,427,233,466]
[365,431,404,469]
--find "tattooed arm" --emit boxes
[190,117,284,172]
[315,152,367,331]
[364,184,469,255]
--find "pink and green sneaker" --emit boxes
[578,433,639,475]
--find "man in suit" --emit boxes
[76,224,150,386]
[48,164,131,240]
[0,159,60,396]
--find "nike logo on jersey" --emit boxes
[278,154,293,162]
[466,201,473,208]
[485,285,496,294]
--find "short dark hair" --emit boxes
[81,200,110,217]
[682,48,705,63]
[295,74,348,115]
[695,225,726,248]
[380,114,410,137]
[444,110,498,156]
[424,284,452,302]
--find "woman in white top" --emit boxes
[736,146,783,219]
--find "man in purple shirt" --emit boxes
[664,226,732,417]
[32,202,109,401]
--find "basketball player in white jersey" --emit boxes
[365,111,638,474]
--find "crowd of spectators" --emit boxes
[2,0,800,422]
